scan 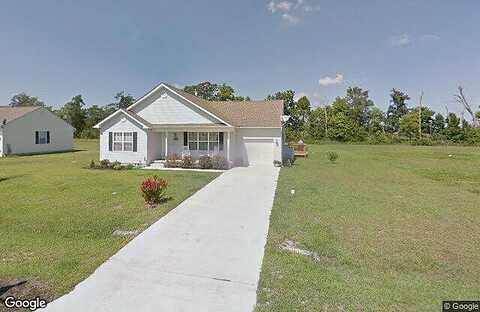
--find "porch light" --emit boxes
[173,133,178,141]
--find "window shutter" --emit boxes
[183,132,188,146]
[133,132,137,152]
[108,132,113,151]
[47,131,50,144]
[35,131,39,144]
[219,132,224,151]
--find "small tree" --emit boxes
[400,112,419,140]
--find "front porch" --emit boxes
[147,127,234,166]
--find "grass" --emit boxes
[0,139,218,303]
[256,144,480,312]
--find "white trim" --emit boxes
[227,132,230,163]
[164,131,168,158]
[93,109,150,129]
[127,83,233,127]
[237,127,282,129]
[242,137,276,140]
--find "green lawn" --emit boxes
[0,140,218,303]
[256,144,480,312]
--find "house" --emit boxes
[94,83,287,167]
[0,106,74,157]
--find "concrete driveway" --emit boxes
[44,165,280,312]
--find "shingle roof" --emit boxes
[0,106,41,125]
[161,83,284,127]
[123,109,153,128]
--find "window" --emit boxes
[198,132,208,151]
[185,132,223,152]
[113,132,123,151]
[35,131,49,144]
[112,132,135,151]
[188,132,198,151]
[209,132,219,151]
[123,132,133,151]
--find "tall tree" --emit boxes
[183,81,249,101]
[368,107,386,134]
[399,111,419,139]
[266,90,299,130]
[432,113,445,135]
[9,92,45,107]
[58,95,87,137]
[412,106,435,135]
[306,106,328,140]
[184,82,218,101]
[296,96,311,125]
[386,88,410,133]
[445,112,463,142]
[454,86,479,128]
[345,86,374,127]
[327,97,364,141]
[108,91,135,110]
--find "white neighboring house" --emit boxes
[94,83,288,167]
[0,106,74,157]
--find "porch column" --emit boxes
[164,131,168,159]
[226,131,230,164]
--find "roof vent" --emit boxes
[2,119,6,125]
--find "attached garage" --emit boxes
[233,127,282,167]
[243,138,275,166]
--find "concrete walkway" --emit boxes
[44,165,280,312]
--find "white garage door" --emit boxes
[244,138,274,166]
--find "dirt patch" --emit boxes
[0,279,53,312]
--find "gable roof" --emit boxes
[93,109,152,129]
[0,106,41,125]
[163,83,284,127]
[97,82,284,129]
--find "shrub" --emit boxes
[327,151,338,163]
[282,159,292,167]
[166,154,181,168]
[140,175,168,206]
[411,137,435,146]
[212,155,228,170]
[199,155,213,169]
[181,155,194,168]
[112,161,123,170]
[89,160,96,169]
[100,159,111,169]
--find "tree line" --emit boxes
[8,82,480,145]
[266,87,480,145]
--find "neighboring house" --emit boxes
[94,83,287,167]
[0,106,74,157]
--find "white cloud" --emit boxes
[319,74,344,86]
[267,1,293,13]
[420,34,440,41]
[389,34,411,47]
[281,13,300,24]
[294,92,308,102]
[267,0,318,25]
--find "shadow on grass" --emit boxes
[0,280,27,296]
[146,196,174,209]
[0,175,25,183]
[4,149,86,157]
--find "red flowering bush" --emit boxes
[140,175,168,206]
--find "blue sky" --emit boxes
[0,0,478,115]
